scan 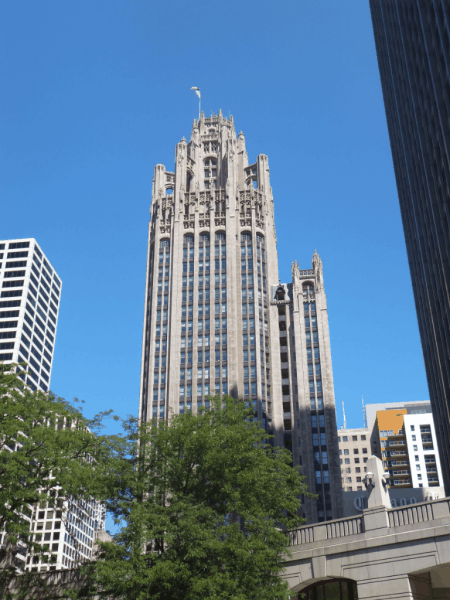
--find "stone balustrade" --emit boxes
[288,498,450,548]
[284,489,450,599]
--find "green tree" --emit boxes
[0,363,128,598]
[78,395,308,600]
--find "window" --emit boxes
[362,448,368,454]
[344,449,349,455]
[412,435,416,441]
[343,436,348,442]
[353,449,359,454]
[411,425,415,432]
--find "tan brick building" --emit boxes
[337,427,371,491]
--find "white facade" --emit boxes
[27,496,105,572]
[404,413,443,489]
[0,237,61,391]
[0,238,106,573]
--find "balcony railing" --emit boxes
[392,479,411,485]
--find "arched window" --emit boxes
[200,233,210,243]
[276,285,285,301]
[241,232,252,242]
[303,282,314,297]
[184,235,194,246]
[204,158,217,190]
[215,232,226,241]
[186,171,193,192]
[300,579,358,600]
[166,188,173,195]
[160,239,170,248]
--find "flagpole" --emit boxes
[191,87,201,119]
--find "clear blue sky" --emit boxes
[0,0,428,433]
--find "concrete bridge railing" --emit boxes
[284,457,450,599]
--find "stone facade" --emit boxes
[138,112,343,522]
[284,457,450,599]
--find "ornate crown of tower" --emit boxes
[151,110,273,241]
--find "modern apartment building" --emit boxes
[0,238,61,391]
[369,0,450,494]
[337,428,371,491]
[375,407,443,490]
[138,112,343,523]
[0,238,105,572]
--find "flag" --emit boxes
[191,86,201,99]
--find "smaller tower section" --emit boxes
[270,252,343,522]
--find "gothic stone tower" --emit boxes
[272,254,343,522]
[139,111,342,523]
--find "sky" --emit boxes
[0,0,429,435]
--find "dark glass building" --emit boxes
[369,0,450,493]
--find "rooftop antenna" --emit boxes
[342,401,347,430]
[362,396,367,429]
[191,87,201,119]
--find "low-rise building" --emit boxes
[337,428,370,491]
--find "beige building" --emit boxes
[283,456,450,599]
[338,428,370,491]
[138,112,343,523]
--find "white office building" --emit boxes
[0,237,61,390]
[0,238,105,573]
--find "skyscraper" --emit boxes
[0,237,61,392]
[139,112,342,522]
[369,1,450,493]
[0,237,105,572]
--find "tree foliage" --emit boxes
[0,363,127,598]
[77,396,308,600]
